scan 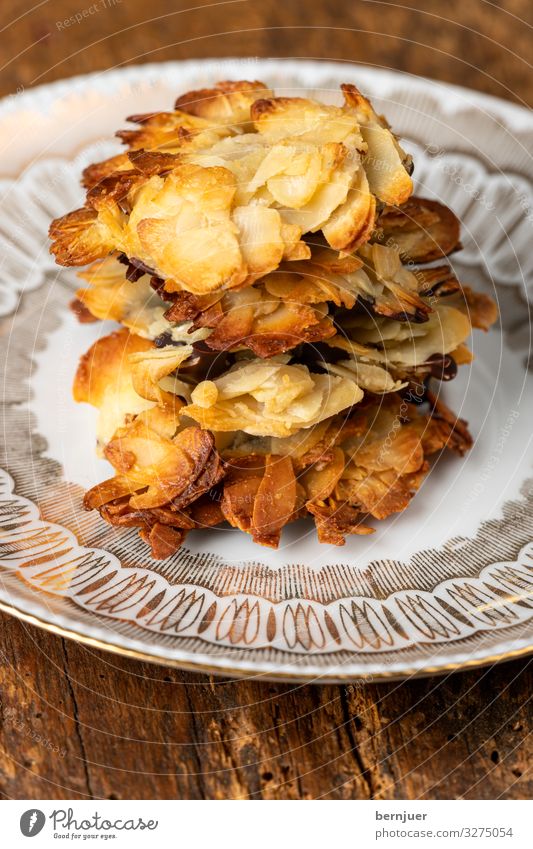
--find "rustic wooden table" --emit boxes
[0,0,531,800]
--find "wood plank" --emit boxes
[0,0,531,106]
[1,614,530,799]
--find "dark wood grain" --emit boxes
[0,614,531,799]
[0,0,532,800]
[1,0,532,107]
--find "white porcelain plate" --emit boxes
[1,59,532,681]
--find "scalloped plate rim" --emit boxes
[1,58,532,681]
[2,58,532,129]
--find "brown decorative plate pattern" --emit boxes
[0,59,532,680]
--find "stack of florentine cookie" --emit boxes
[50,80,497,557]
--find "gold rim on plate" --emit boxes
[1,598,532,683]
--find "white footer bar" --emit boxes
[4,799,531,848]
